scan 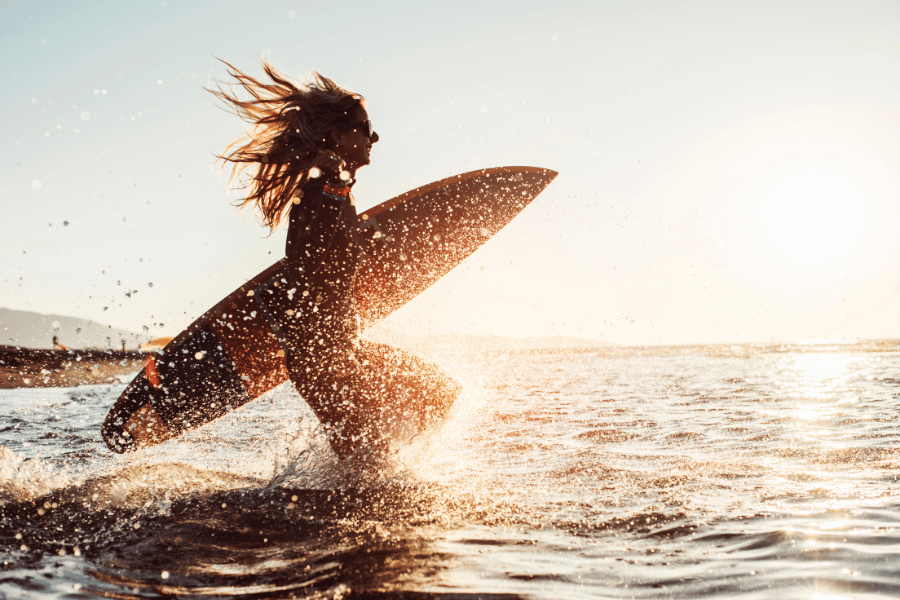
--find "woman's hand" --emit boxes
[313,149,350,182]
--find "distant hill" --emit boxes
[0,308,147,350]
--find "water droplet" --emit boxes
[161,570,169,579]
[80,111,90,121]
[31,180,42,190]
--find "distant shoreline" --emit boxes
[0,345,147,389]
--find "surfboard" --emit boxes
[101,166,557,453]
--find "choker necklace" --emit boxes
[323,183,351,198]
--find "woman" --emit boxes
[209,59,459,462]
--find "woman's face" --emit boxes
[334,104,379,174]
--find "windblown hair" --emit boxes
[208,58,364,231]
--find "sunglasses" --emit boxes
[347,120,375,138]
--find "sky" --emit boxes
[2,0,900,346]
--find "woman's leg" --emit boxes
[285,346,386,460]
[353,340,460,432]
[286,341,460,460]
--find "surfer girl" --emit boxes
[209,59,459,462]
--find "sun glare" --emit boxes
[704,116,900,305]
[759,164,869,274]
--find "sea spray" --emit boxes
[0,448,71,503]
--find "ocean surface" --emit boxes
[3,340,900,599]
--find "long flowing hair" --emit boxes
[208,58,363,231]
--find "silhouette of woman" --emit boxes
[210,59,459,461]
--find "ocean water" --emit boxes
[3,341,900,599]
